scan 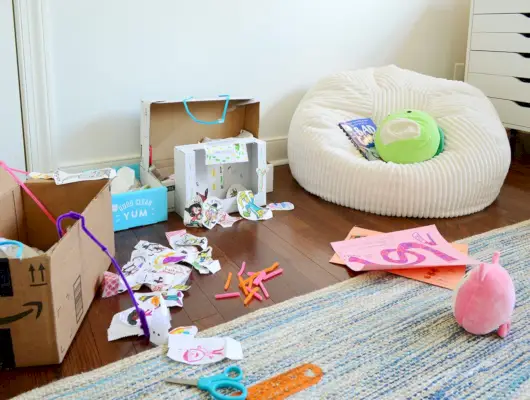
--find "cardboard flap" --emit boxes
[0,165,18,197]
[144,98,260,167]
[0,168,26,243]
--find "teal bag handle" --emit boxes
[183,95,230,125]
[0,240,24,259]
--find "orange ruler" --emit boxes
[245,364,323,400]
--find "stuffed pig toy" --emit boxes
[452,252,515,338]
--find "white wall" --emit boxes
[40,0,470,169]
[0,0,25,171]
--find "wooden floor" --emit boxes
[2,160,530,399]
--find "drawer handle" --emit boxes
[514,101,530,109]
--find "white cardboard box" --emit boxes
[174,136,267,217]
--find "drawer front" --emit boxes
[473,14,530,33]
[468,51,530,79]
[468,73,530,103]
[490,98,530,128]
[471,33,530,52]
[474,0,530,14]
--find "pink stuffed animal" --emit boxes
[452,251,515,338]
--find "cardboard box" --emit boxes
[174,136,267,217]
[140,97,273,218]
[0,168,114,368]
[111,164,168,231]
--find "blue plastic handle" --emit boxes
[0,240,24,259]
[197,365,247,400]
[182,95,231,125]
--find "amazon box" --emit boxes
[0,168,114,368]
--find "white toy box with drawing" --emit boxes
[174,135,267,223]
[140,96,270,223]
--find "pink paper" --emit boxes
[330,225,479,272]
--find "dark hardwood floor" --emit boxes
[2,161,530,399]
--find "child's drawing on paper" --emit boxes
[184,202,203,227]
[201,198,222,229]
[183,345,225,363]
[237,190,272,221]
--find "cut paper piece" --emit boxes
[330,225,479,272]
[267,202,294,211]
[226,183,247,199]
[148,297,172,346]
[170,326,199,336]
[135,289,184,308]
[183,193,205,227]
[53,168,116,185]
[256,166,270,193]
[218,211,242,228]
[330,226,468,290]
[191,247,220,274]
[204,141,249,165]
[108,295,170,342]
[101,271,120,298]
[28,171,54,180]
[167,231,208,251]
[201,197,223,229]
[237,190,272,221]
[167,336,243,365]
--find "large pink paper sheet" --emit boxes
[330,225,479,271]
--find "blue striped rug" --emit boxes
[17,222,530,399]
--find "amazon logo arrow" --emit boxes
[0,302,42,325]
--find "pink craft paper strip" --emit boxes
[259,282,269,299]
[215,292,241,300]
[330,225,480,272]
[237,261,246,277]
[263,268,283,282]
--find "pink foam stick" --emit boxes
[215,292,241,300]
[259,282,269,299]
[253,271,266,286]
[253,291,263,301]
[237,261,246,277]
[263,268,283,282]
[246,271,256,277]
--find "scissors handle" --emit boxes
[197,365,247,400]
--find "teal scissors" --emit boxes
[165,365,248,400]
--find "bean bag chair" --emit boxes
[288,65,511,218]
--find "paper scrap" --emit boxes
[218,211,242,228]
[267,202,294,211]
[107,295,170,342]
[170,326,199,336]
[237,190,272,221]
[148,297,172,346]
[135,289,184,308]
[191,247,220,274]
[167,231,208,251]
[205,142,249,165]
[54,168,116,185]
[330,225,479,272]
[183,194,205,227]
[101,271,120,298]
[256,166,270,193]
[330,227,468,289]
[201,197,223,229]
[167,336,243,365]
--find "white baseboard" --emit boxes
[60,136,289,172]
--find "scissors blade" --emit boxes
[165,378,199,386]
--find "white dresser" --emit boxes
[465,0,530,133]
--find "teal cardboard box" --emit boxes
[111,165,168,231]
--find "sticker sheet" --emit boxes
[237,190,273,221]
[267,202,295,211]
[167,336,243,365]
[204,142,249,165]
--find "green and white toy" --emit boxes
[374,110,444,164]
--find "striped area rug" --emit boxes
[17,222,530,399]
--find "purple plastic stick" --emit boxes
[56,211,150,340]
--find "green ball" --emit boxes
[375,110,442,164]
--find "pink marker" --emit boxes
[263,268,283,282]
[259,282,269,299]
[253,271,266,286]
[215,292,241,300]
[237,261,246,277]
